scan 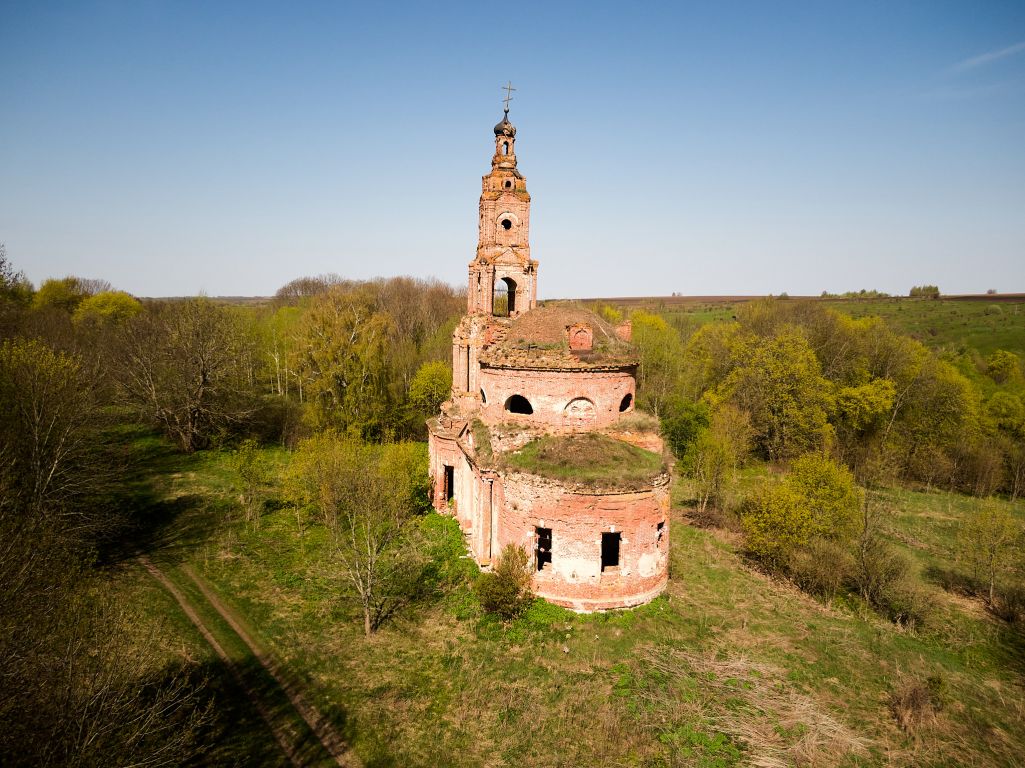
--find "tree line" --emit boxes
[624,296,1025,626]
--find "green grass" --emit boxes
[503,432,666,489]
[100,428,1025,767]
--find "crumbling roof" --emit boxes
[480,304,638,371]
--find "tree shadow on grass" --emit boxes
[923,563,980,596]
[924,564,1025,680]
[196,656,355,768]
[0,651,352,768]
[96,426,231,566]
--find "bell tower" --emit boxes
[467,88,538,318]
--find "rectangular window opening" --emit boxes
[601,532,621,572]
[444,465,455,503]
[535,527,552,572]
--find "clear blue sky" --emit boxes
[2,1,1023,298]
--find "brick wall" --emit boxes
[478,366,635,431]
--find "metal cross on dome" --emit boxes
[501,81,516,112]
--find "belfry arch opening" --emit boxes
[493,276,516,317]
[503,141,509,155]
[505,394,533,415]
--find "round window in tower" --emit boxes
[504,180,512,189]
[501,219,512,230]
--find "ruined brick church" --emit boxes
[427,103,670,611]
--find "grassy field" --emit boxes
[583,296,1025,359]
[821,299,1025,359]
[105,426,1025,767]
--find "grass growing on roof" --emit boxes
[504,432,664,488]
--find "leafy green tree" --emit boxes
[958,500,1021,604]
[834,378,896,464]
[680,321,744,399]
[718,329,834,461]
[987,390,1025,431]
[72,290,142,325]
[835,379,896,434]
[895,355,980,488]
[292,286,396,438]
[408,360,452,418]
[287,435,430,635]
[0,338,98,517]
[230,439,269,527]
[686,404,751,515]
[0,244,33,311]
[632,310,684,418]
[660,398,709,460]
[32,277,91,313]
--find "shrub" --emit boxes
[888,674,946,733]
[742,453,862,565]
[475,544,532,619]
[992,584,1025,624]
[855,536,934,628]
[789,537,854,599]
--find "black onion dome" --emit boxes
[494,111,516,137]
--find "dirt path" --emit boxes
[179,563,357,768]
[139,556,304,767]
[141,556,358,767]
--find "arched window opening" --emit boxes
[503,141,509,155]
[504,180,512,189]
[505,394,533,415]
[480,388,487,404]
[619,393,633,412]
[492,276,517,317]
[501,218,512,230]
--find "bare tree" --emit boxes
[117,299,257,452]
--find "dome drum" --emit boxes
[479,366,635,432]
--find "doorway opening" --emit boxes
[601,532,621,572]
[444,465,454,503]
[535,527,552,571]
